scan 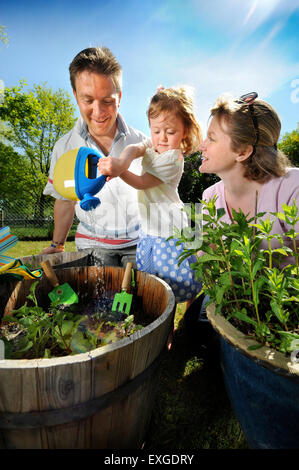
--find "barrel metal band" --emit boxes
[0,357,161,430]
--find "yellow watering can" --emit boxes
[53,147,107,211]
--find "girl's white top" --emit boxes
[138,147,188,238]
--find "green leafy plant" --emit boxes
[1,281,83,358]
[176,197,299,354]
[70,313,143,354]
[0,281,144,359]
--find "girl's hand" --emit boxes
[97,143,147,181]
[98,157,127,181]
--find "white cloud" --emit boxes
[190,0,299,35]
[176,48,299,134]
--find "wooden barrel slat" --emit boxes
[0,253,175,449]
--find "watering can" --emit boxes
[53,146,107,211]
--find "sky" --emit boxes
[1,0,299,140]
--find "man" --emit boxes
[42,47,149,267]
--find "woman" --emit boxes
[185,92,299,346]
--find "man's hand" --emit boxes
[40,245,64,255]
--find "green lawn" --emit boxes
[5,240,76,258]
[2,240,247,449]
[143,304,247,449]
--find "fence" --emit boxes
[0,199,77,240]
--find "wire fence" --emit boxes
[0,199,77,240]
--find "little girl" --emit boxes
[98,86,202,302]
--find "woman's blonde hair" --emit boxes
[147,86,202,155]
[210,93,291,182]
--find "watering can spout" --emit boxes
[53,147,107,211]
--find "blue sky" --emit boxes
[1,0,298,139]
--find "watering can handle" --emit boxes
[41,260,59,287]
[75,147,106,200]
[122,262,133,291]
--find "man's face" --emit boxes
[73,71,121,142]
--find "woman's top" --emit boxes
[202,167,299,266]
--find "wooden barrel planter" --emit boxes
[0,252,91,317]
[21,251,92,270]
[0,264,176,449]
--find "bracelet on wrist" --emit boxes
[51,242,65,250]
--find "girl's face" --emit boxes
[199,116,240,175]
[149,111,187,154]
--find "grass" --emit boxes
[7,226,77,241]
[5,240,76,258]
[3,241,247,450]
[143,303,247,449]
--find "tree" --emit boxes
[0,80,76,217]
[0,142,32,203]
[0,24,8,114]
[0,25,8,47]
[278,124,299,168]
[178,151,219,203]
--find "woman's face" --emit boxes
[199,116,240,176]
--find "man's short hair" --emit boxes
[69,46,122,93]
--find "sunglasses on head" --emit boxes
[236,92,258,105]
[236,92,259,155]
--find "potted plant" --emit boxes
[176,197,299,449]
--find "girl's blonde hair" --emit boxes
[210,93,291,182]
[147,86,202,155]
